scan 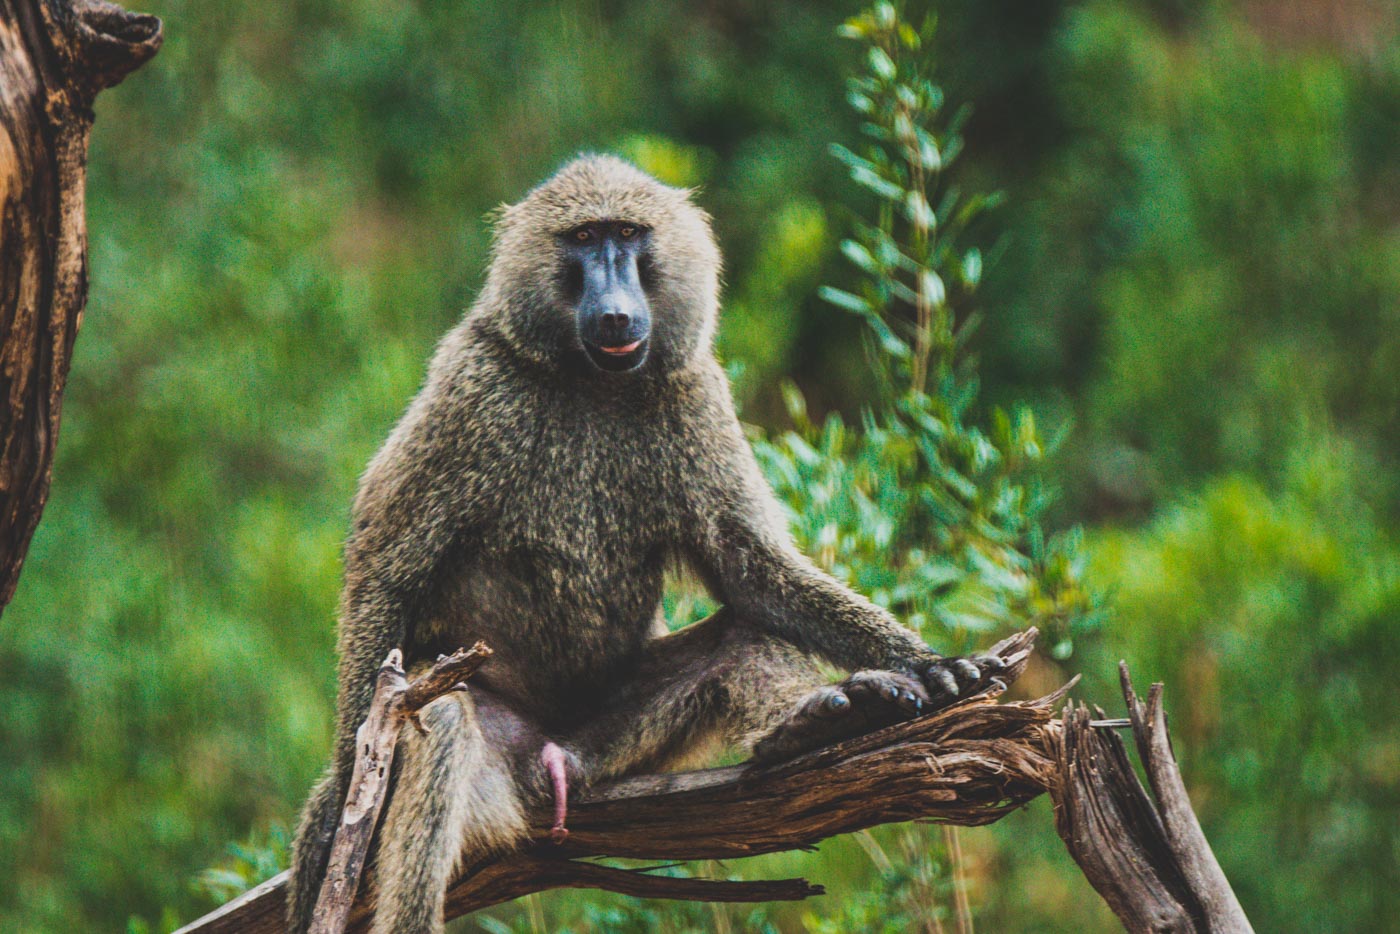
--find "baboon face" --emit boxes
[484,156,721,375]
[559,220,654,372]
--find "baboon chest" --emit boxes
[448,396,685,712]
[504,419,674,565]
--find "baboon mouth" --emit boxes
[583,336,650,372]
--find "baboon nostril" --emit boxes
[601,310,630,330]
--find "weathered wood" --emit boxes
[1119,668,1253,932]
[1045,667,1256,934]
[308,642,492,934]
[175,630,1254,934]
[0,0,161,615]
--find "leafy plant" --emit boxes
[192,822,290,906]
[755,1,1097,654]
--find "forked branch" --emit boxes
[175,629,1253,934]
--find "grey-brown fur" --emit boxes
[288,156,999,934]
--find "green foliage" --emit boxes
[756,2,1096,653]
[192,822,290,906]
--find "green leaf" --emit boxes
[840,239,879,273]
[894,112,915,142]
[921,270,946,306]
[903,190,935,228]
[859,121,893,143]
[850,166,903,200]
[837,20,867,40]
[868,47,897,82]
[779,381,808,425]
[915,127,942,170]
[941,134,964,167]
[865,314,912,359]
[829,143,883,176]
[817,286,872,315]
[919,11,939,43]
[961,248,982,286]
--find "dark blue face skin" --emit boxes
[559,220,653,373]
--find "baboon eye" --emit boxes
[619,225,637,239]
[573,228,593,243]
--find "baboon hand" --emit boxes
[909,651,1008,708]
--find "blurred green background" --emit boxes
[2,0,1398,931]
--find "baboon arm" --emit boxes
[329,393,493,770]
[696,529,930,672]
[688,437,931,674]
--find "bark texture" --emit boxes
[1047,666,1254,933]
[0,0,160,613]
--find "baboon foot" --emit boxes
[750,655,1006,764]
[751,670,925,764]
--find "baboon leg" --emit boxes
[369,692,528,934]
[564,609,971,779]
[562,608,830,779]
[288,765,348,934]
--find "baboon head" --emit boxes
[481,155,721,375]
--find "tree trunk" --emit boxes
[0,0,161,615]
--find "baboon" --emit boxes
[288,155,1003,934]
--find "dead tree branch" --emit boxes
[0,0,161,615]
[309,643,493,934]
[1047,666,1254,933]
[175,629,1253,934]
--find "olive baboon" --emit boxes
[288,155,1002,934]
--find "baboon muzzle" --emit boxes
[575,236,652,372]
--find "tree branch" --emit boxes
[1044,666,1253,933]
[175,629,1253,934]
[308,643,493,934]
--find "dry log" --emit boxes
[309,643,493,934]
[175,629,1254,934]
[0,0,161,614]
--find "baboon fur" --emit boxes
[288,155,997,934]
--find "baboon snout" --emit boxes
[600,308,631,331]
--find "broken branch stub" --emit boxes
[307,642,493,934]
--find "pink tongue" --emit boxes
[601,340,641,355]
